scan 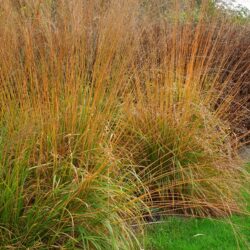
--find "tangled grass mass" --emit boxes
[0,0,249,249]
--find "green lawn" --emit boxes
[145,215,250,250]
[145,163,250,250]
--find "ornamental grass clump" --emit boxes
[0,0,249,249]
[113,2,249,217]
[0,1,146,249]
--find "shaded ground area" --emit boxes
[240,146,250,162]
